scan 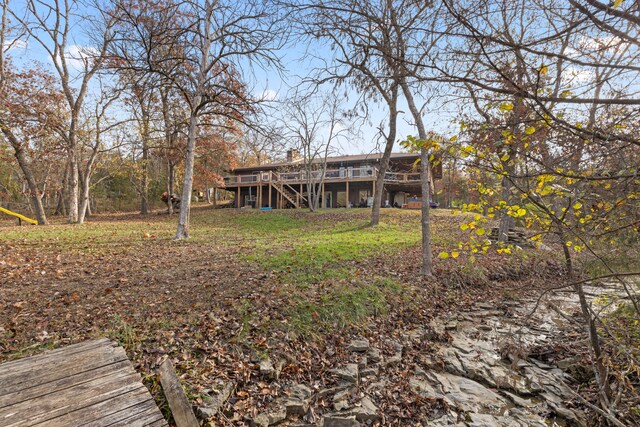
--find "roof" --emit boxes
[232,152,419,172]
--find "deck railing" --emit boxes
[222,167,420,186]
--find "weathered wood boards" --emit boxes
[0,338,167,427]
[158,359,199,427]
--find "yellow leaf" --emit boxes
[525,126,536,135]
[614,0,623,8]
[476,228,486,236]
[538,65,548,75]
[573,202,583,210]
[499,102,514,112]
[451,251,460,259]
[460,224,469,231]
[517,208,526,217]
[438,252,450,259]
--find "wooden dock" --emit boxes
[0,338,168,427]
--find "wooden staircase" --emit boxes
[272,175,307,209]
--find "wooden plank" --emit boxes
[0,339,113,375]
[0,339,167,427]
[1,371,145,426]
[0,345,128,396]
[0,359,134,408]
[146,419,171,427]
[103,404,167,427]
[34,387,152,427]
[158,359,198,427]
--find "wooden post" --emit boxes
[268,172,272,208]
[257,184,261,208]
[159,359,199,427]
[322,182,325,208]
[346,181,350,208]
[236,187,241,208]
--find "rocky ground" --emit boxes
[196,284,631,427]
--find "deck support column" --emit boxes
[346,181,350,208]
[322,182,325,209]
[268,183,272,208]
[237,187,241,208]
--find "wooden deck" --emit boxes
[0,338,168,427]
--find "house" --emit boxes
[215,150,442,209]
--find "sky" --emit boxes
[3,0,460,157]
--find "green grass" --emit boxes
[287,277,405,338]
[241,209,429,285]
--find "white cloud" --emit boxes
[259,89,279,101]
[2,39,28,53]
[580,35,626,51]
[53,45,99,70]
[562,66,594,84]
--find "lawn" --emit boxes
[0,206,562,422]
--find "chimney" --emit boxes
[286,149,300,163]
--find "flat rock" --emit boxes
[285,398,309,416]
[330,364,359,384]
[322,415,360,427]
[348,339,369,352]
[318,384,351,399]
[254,407,287,427]
[445,321,458,331]
[334,399,350,411]
[259,359,276,378]
[196,382,233,419]
[366,348,381,363]
[411,370,508,413]
[335,397,379,422]
[290,383,312,400]
[360,367,379,378]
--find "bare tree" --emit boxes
[112,0,286,238]
[10,0,116,223]
[291,0,450,274]
[283,92,348,212]
[0,1,65,225]
[77,82,123,223]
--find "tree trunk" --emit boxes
[167,161,174,215]
[67,149,79,223]
[1,124,48,225]
[497,171,515,242]
[78,170,91,224]
[140,146,149,215]
[400,81,433,276]
[371,84,398,226]
[561,241,611,407]
[140,113,150,215]
[175,109,199,239]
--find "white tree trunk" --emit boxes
[174,109,199,239]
